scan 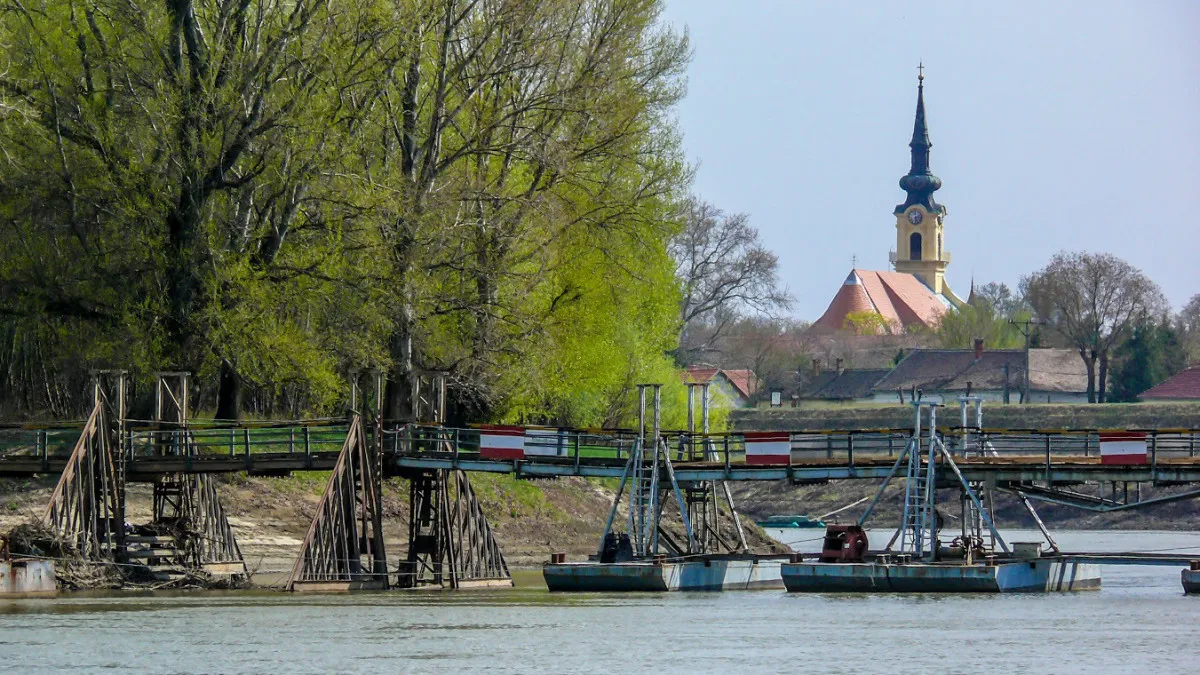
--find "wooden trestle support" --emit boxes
[143,373,247,580]
[43,400,125,564]
[41,373,246,584]
[399,372,511,588]
[398,468,512,589]
[288,371,512,591]
[287,415,388,591]
[156,474,247,576]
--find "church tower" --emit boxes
[892,68,962,306]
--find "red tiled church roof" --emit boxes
[1140,366,1200,401]
[809,269,948,334]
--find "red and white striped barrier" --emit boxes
[1099,431,1148,465]
[743,431,791,465]
[479,425,525,460]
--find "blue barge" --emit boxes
[543,554,788,592]
[781,556,1100,593]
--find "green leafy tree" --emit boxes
[1109,319,1187,402]
[0,0,390,416]
[936,303,1025,349]
[843,311,893,336]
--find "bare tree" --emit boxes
[1178,293,1200,364]
[671,197,790,362]
[1021,252,1167,402]
[972,281,1027,317]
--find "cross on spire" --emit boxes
[895,65,943,215]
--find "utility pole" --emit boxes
[1009,319,1044,405]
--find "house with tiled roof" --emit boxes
[1140,366,1200,401]
[796,359,892,404]
[873,343,1089,403]
[682,366,758,408]
[791,344,1088,406]
[807,72,964,336]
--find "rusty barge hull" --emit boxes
[781,559,1101,593]
[1,560,57,597]
[1183,569,1200,594]
[543,555,788,592]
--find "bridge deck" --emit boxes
[2,423,1198,484]
[3,451,1200,484]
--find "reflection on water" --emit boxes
[1,531,1198,674]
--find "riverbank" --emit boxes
[1,473,784,586]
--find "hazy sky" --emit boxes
[660,1,1199,320]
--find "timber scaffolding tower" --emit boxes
[41,371,247,583]
[855,391,1059,562]
[287,370,511,591]
[597,383,748,560]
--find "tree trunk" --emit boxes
[215,359,242,421]
[1097,351,1109,404]
[384,303,415,423]
[1081,348,1097,403]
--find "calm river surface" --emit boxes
[2,530,1198,674]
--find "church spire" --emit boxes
[895,64,944,215]
[909,64,931,175]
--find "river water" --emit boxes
[1,530,1197,674]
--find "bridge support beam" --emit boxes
[43,396,124,565]
[288,415,388,591]
[684,382,747,554]
[398,468,512,589]
[139,372,247,581]
[395,372,511,589]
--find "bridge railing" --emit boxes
[0,423,90,461]
[375,426,1200,469]
[3,419,1197,470]
[380,425,640,461]
[124,421,350,460]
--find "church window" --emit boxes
[937,234,943,260]
[909,232,922,260]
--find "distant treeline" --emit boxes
[0,0,696,425]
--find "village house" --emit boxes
[683,367,759,408]
[795,340,1089,406]
[1139,366,1200,402]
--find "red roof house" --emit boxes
[1140,366,1200,401]
[682,367,758,407]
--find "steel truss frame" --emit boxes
[682,383,747,554]
[399,468,511,588]
[147,372,246,574]
[287,414,388,589]
[598,384,697,558]
[858,400,1010,561]
[43,395,123,561]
